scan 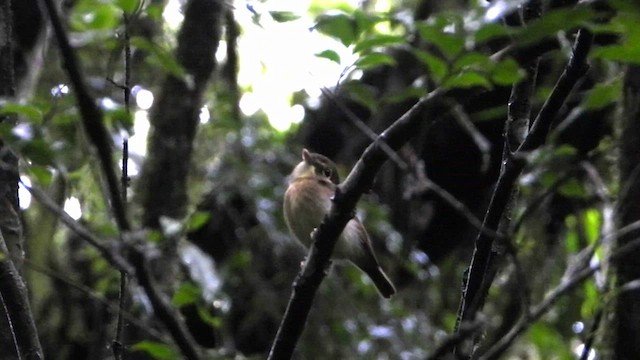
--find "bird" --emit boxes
[283,148,396,298]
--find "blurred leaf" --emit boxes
[187,211,211,231]
[145,4,164,20]
[116,0,141,14]
[342,81,377,110]
[443,72,491,89]
[592,45,640,64]
[414,50,448,82]
[517,7,595,45]
[416,23,465,59]
[581,280,599,318]
[315,49,341,64]
[491,58,524,86]
[26,166,54,187]
[474,22,514,44]
[583,209,601,244]
[229,250,252,270]
[554,144,578,157]
[315,13,356,46]
[353,9,384,35]
[384,86,427,104]
[584,79,622,110]
[22,140,55,166]
[131,341,178,360]
[197,305,223,328]
[74,3,120,30]
[131,37,186,78]
[354,52,396,70]
[558,178,587,199]
[270,11,300,23]
[172,282,201,307]
[565,215,579,252]
[105,108,134,133]
[527,323,574,359]
[353,34,405,53]
[451,52,490,72]
[147,230,164,243]
[0,102,43,123]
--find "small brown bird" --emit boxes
[283,149,396,298]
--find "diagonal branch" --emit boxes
[24,183,133,274]
[268,88,445,360]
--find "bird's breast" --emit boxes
[284,178,333,248]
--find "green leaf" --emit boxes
[22,140,55,166]
[583,209,601,244]
[491,58,524,86]
[270,11,300,23]
[0,102,43,123]
[413,50,448,82]
[105,108,134,133]
[342,81,377,111]
[354,52,396,70]
[87,4,120,30]
[131,37,186,78]
[353,34,405,53]
[353,9,384,35]
[197,305,223,328]
[315,49,341,64]
[564,215,579,252]
[116,0,141,14]
[451,52,490,72]
[145,4,164,20]
[315,13,356,46]
[584,79,622,110]
[172,282,201,307]
[592,45,640,64]
[187,211,211,231]
[443,72,491,90]
[416,23,465,59]
[517,7,595,45]
[475,22,514,44]
[384,86,427,104]
[26,166,54,187]
[558,178,587,199]
[131,341,178,360]
[527,323,574,359]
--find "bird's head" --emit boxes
[290,149,340,184]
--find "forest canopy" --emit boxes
[1,0,640,359]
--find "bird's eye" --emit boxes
[322,168,332,178]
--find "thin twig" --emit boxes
[478,219,640,359]
[113,10,133,359]
[450,103,492,174]
[23,182,133,274]
[320,87,409,170]
[21,257,167,342]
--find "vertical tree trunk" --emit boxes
[610,64,640,359]
[0,0,43,358]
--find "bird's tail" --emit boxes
[365,266,396,299]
